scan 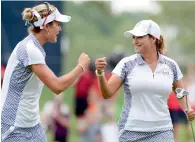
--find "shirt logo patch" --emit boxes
[158,68,170,76]
[162,70,169,76]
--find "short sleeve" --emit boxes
[173,61,183,82]
[112,58,127,82]
[17,41,46,67]
[164,57,183,82]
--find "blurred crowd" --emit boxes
[40,50,127,142]
[1,53,195,142]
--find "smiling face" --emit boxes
[46,21,62,43]
[132,34,156,54]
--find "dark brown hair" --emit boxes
[149,35,167,55]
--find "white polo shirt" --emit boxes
[1,34,46,127]
[112,54,183,132]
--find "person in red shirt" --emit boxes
[1,65,6,87]
[74,60,96,118]
[168,91,191,142]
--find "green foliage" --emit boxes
[155,1,195,61]
[63,1,195,72]
[64,2,135,72]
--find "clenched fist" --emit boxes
[95,57,107,74]
[78,53,90,71]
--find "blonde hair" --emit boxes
[22,3,56,33]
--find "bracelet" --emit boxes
[95,70,105,76]
[78,64,84,72]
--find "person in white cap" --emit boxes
[95,20,195,142]
[1,2,90,142]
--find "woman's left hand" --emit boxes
[185,108,195,121]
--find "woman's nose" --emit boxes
[133,37,138,44]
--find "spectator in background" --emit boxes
[74,59,96,119]
[89,60,112,121]
[74,59,103,142]
[1,65,6,87]
[51,95,69,142]
[78,52,126,142]
[168,91,191,142]
[78,51,126,142]
[92,51,126,121]
[101,110,119,142]
[41,93,69,142]
[77,108,102,142]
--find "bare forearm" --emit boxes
[178,96,192,111]
[32,63,85,94]
[95,57,122,99]
[97,76,113,99]
[56,65,83,94]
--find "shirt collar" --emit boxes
[137,52,164,65]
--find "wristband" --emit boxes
[95,70,105,76]
[78,64,84,72]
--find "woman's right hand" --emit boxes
[78,53,90,71]
[95,57,107,73]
